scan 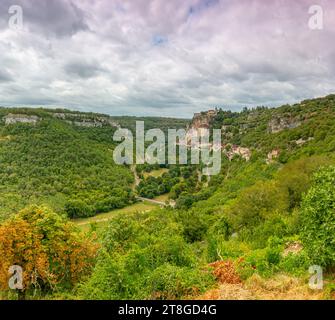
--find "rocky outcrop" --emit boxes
[3,114,39,125]
[295,137,314,146]
[283,241,303,257]
[52,112,120,128]
[268,116,301,133]
[186,110,218,141]
[189,110,218,130]
[53,113,66,120]
[180,110,252,161]
[266,149,280,164]
[225,145,251,161]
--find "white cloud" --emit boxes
[0,0,334,117]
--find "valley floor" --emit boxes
[74,197,162,230]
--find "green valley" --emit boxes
[1,95,335,300]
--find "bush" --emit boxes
[207,237,249,263]
[102,216,140,253]
[229,180,289,230]
[239,216,290,249]
[176,193,195,209]
[237,239,283,279]
[209,215,233,241]
[0,205,97,299]
[77,255,140,300]
[177,211,209,243]
[124,236,196,272]
[65,199,93,218]
[300,166,335,268]
[144,264,215,299]
[279,251,310,276]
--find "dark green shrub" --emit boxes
[144,264,215,299]
[279,251,310,276]
[207,237,249,263]
[177,210,209,243]
[300,166,335,268]
[64,199,93,218]
[210,215,233,240]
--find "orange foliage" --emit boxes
[0,219,50,291]
[0,206,98,295]
[208,260,242,284]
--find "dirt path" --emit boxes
[136,196,166,206]
[131,165,141,189]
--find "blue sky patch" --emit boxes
[152,35,168,46]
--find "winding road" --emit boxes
[136,196,167,206]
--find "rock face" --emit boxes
[180,110,252,161]
[268,116,301,133]
[295,137,314,146]
[283,241,303,257]
[3,114,39,125]
[53,113,67,120]
[189,110,218,130]
[186,110,218,142]
[225,145,251,161]
[266,149,280,164]
[2,112,121,128]
[52,112,120,128]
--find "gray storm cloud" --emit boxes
[0,69,13,82]
[64,61,105,79]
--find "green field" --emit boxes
[152,193,170,202]
[143,168,168,179]
[74,200,159,230]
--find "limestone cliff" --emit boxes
[186,109,218,141]
[52,112,120,128]
[3,114,39,125]
[268,116,301,133]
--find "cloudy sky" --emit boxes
[0,0,334,117]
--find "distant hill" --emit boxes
[0,107,189,220]
[187,94,335,162]
[0,107,190,133]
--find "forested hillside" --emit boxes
[0,108,188,220]
[212,94,335,157]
